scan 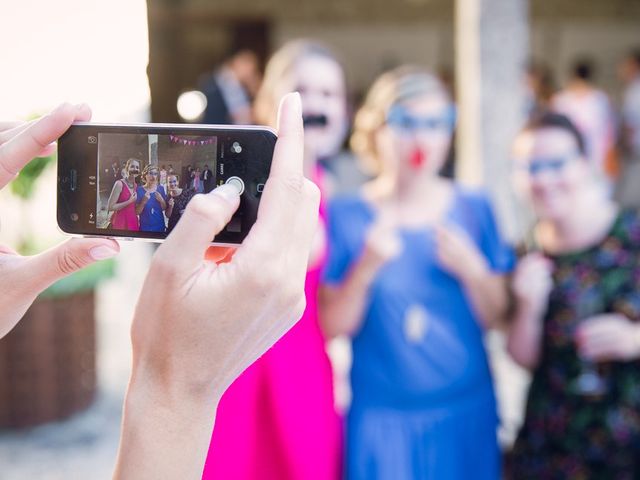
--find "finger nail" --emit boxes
[210,183,240,204]
[89,245,118,260]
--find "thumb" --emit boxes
[25,238,119,292]
[158,183,240,273]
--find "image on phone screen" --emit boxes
[58,124,276,244]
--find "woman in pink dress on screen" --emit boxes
[106,157,140,231]
[202,40,348,480]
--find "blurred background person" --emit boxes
[254,40,361,198]
[525,59,555,119]
[199,48,262,125]
[111,159,122,182]
[506,112,640,478]
[202,163,215,193]
[615,49,640,208]
[165,174,195,234]
[159,164,167,188]
[203,40,345,480]
[106,157,140,231]
[192,167,204,193]
[551,58,618,180]
[135,164,167,232]
[320,67,514,480]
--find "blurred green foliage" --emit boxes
[9,154,56,200]
[6,124,115,296]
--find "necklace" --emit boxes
[403,304,430,343]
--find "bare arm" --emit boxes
[320,221,401,338]
[107,181,133,212]
[165,198,174,218]
[114,377,219,480]
[459,271,510,329]
[155,191,167,211]
[319,251,384,338]
[507,302,545,369]
[505,253,553,370]
[435,225,511,329]
[135,191,149,216]
[112,93,318,479]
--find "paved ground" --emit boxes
[0,242,151,480]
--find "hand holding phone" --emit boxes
[0,103,120,338]
[116,93,321,478]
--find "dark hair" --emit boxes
[526,59,555,103]
[629,49,640,68]
[572,58,594,81]
[523,111,587,156]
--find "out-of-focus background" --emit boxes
[0,0,639,478]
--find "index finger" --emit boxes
[0,103,91,189]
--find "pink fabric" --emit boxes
[202,193,342,480]
[110,180,139,231]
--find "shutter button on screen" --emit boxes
[225,176,245,195]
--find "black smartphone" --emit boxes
[57,123,276,245]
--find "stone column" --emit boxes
[455,0,529,241]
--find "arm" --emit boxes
[506,300,546,369]
[319,250,386,338]
[107,181,135,212]
[435,225,510,329]
[458,270,510,330]
[165,198,174,218]
[320,220,401,338]
[113,93,318,479]
[156,189,167,210]
[135,190,149,215]
[505,253,553,369]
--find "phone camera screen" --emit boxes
[97,133,218,234]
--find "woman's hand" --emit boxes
[435,223,488,282]
[576,313,640,361]
[361,215,402,274]
[115,93,320,479]
[0,103,120,338]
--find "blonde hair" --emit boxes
[350,66,451,176]
[253,39,344,127]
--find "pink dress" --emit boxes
[202,204,342,480]
[110,179,139,231]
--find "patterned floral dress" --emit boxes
[507,209,640,479]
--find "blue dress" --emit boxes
[136,185,167,232]
[323,187,515,480]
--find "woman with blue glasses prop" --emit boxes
[320,66,514,480]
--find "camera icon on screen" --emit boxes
[88,136,97,144]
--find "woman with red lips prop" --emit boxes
[320,66,515,480]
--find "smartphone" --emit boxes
[57,123,276,245]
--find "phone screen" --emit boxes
[58,123,276,244]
